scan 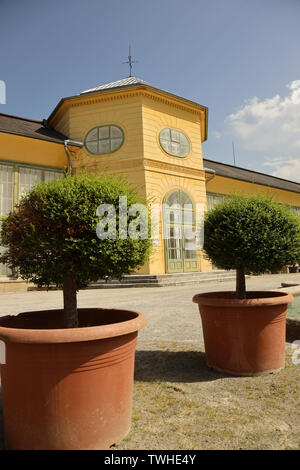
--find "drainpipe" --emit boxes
[204,168,216,184]
[64,139,84,176]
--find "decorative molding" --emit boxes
[143,158,205,180]
[141,92,204,120]
[72,155,205,181]
[72,157,143,173]
[51,88,205,127]
[71,89,203,116]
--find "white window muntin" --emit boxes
[0,163,64,214]
[0,163,63,276]
[44,171,64,183]
[18,167,64,199]
[19,167,42,199]
[0,164,14,216]
[85,125,124,155]
[159,128,190,158]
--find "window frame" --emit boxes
[206,192,228,211]
[159,127,191,158]
[0,160,65,277]
[84,124,124,155]
[206,192,300,215]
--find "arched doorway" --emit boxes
[163,189,199,273]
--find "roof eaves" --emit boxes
[0,112,42,124]
[0,128,66,145]
[48,82,209,137]
[203,158,300,194]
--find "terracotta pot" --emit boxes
[192,291,294,376]
[0,307,146,450]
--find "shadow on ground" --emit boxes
[134,350,230,383]
[286,318,300,343]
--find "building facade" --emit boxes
[1,77,300,279]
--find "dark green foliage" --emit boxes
[203,194,300,275]
[0,173,151,290]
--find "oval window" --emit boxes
[85,125,124,154]
[159,128,190,157]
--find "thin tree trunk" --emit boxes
[63,277,79,328]
[236,267,246,299]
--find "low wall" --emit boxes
[0,278,33,293]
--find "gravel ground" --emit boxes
[0,272,300,450]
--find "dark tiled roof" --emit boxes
[203,158,300,194]
[0,113,67,144]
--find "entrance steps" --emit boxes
[87,270,236,289]
[27,270,237,291]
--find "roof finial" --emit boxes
[122,44,138,77]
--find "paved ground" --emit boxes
[0,273,299,349]
[1,273,300,450]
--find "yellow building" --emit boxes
[1,76,300,280]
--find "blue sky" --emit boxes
[1,0,300,181]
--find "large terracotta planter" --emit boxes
[0,307,146,450]
[193,291,294,376]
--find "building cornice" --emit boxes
[48,86,208,142]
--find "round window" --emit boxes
[159,128,190,157]
[85,125,124,154]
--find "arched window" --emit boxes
[163,190,198,273]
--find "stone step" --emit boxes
[89,271,237,288]
[97,270,234,281]
[119,270,234,281]
[28,271,237,290]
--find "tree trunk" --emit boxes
[236,267,246,299]
[63,277,79,328]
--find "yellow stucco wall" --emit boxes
[141,96,204,171]
[2,84,299,277]
[206,174,300,208]
[54,94,146,193]
[140,96,208,273]
[51,87,208,274]
[0,132,66,169]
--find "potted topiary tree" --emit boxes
[193,194,300,376]
[0,173,151,450]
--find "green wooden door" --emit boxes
[164,190,199,273]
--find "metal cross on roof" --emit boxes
[123,45,138,77]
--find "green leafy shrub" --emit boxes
[0,173,151,327]
[203,194,300,298]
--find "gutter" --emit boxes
[204,167,216,184]
[64,139,84,176]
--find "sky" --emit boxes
[1,0,300,182]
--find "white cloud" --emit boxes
[225,81,300,180]
[211,130,221,139]
[289,80,300,104]
[264,157,300,183]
